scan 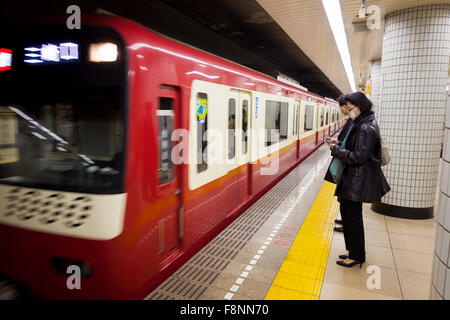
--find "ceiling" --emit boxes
[257,0,450,93]
[1,0,446,97]
[0,0,343,98]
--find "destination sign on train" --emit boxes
[24,42,79,64]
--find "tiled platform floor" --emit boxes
[147,142,438,300]
[320,204,436,300]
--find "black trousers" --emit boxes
[339,199,366,262]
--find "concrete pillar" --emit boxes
[372,4,450,220]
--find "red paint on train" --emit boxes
[0,15,346,299]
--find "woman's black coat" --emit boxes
[330,111,390,203]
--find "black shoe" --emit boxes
[338,254,348,259]
[335,219,343,225]
[334,226,343,232]
[336,260,364,268]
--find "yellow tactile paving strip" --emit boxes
[265,181,339,300]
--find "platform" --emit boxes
[146,144,436,301]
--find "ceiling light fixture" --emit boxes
[321,0,357,92]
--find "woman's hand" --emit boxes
[325,137,338,144]
[326,137,338,150]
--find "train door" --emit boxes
[156,86,183,259]
[236,91,252,207]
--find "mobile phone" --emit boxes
[326,140,331,144]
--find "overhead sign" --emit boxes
[0,49,12,71]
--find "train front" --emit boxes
[0,23,131,299]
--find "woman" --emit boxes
[328,92,390,268]
[324,95,351,238]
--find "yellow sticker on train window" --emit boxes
[196,98,208,123]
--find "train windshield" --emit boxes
[0,87,125,194]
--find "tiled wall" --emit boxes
[370,59,382,120]
[431,77,450,300]
[378,4,450,210]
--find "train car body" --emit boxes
[0,15,346,299]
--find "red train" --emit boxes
[0,15,345,299]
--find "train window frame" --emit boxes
[228,98,236,160]
[320,106,324,127]
[303,104,315,132]
[265,100,288,147]
[196,92,208,173]
[242,99,249,154]
[294,102,299,136]
[157,97,175,185]
[291,103,295,137]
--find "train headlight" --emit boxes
[89,42,118,62]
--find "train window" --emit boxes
[325,109,329,125]
[196,92,208,173]
[293,103,299,136]
[304,105,314,132]
[291,104,295,136]
[332,109,335,123]
[0,88,125,194]
[157,98,174,185]
[228,98,236,160]
[242,99,248,154]
[265,100,288,146]
[280,102,288,139]
[320,108,324,127]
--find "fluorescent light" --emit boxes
[322,0,357,92]
[9,106,68,144]
[31,132,47,140]
[78,154,95,165]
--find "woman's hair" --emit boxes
[344,92,372,113]
[337,95,347,106]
